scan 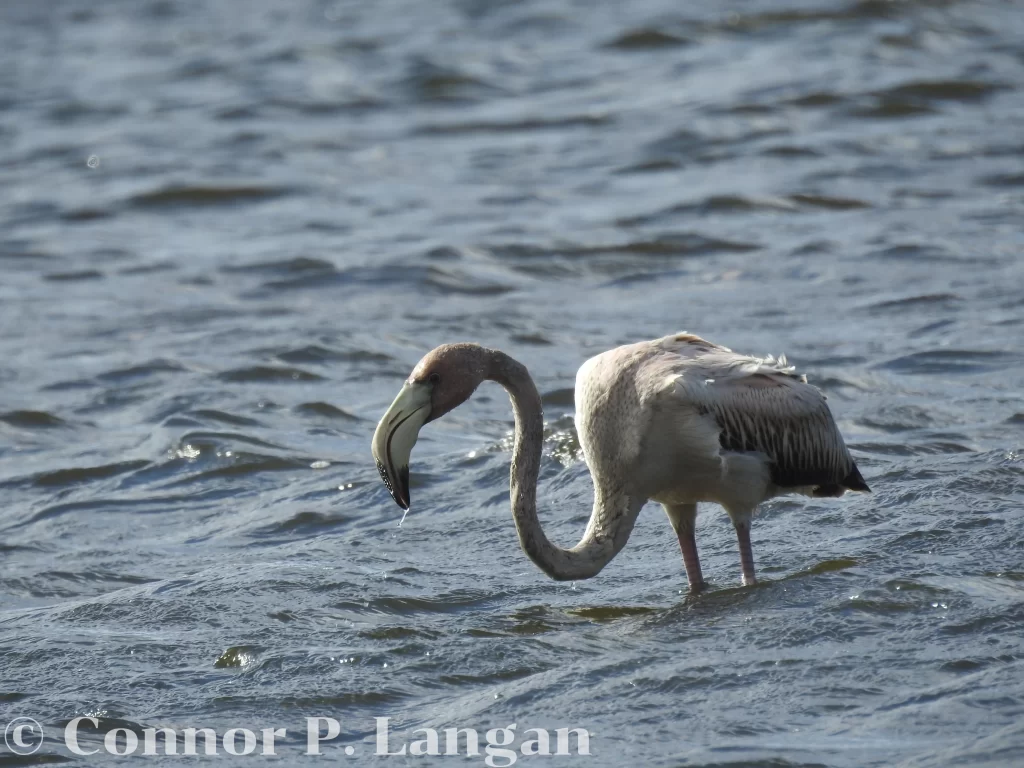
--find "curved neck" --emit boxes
[487,350,641,581]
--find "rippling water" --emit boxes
[2,0,1024,765]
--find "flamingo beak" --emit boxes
[371,382,431,510]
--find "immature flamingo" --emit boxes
[371,333,869,592]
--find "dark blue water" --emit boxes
[2,0,1023,765]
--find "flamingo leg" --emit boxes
[664,503,707,593]
[678,522,706,594]
[734,519,757,586]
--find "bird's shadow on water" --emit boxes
[647,555,862,625]
[564,604,661,623]
[679,580,771,612]
[549,583,773,633]
[484,557,861,636]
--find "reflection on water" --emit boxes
[1,0,1023,765]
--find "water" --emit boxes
[2,0,1023,765]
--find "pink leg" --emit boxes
[665,503,706,593]
[677,523,707,594]
[735,519,757,586]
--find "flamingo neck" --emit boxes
[487,350,640,581]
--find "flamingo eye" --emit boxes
[428,372,441,384]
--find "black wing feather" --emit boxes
[699,380,868,494]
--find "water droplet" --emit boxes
[177,444,201,460]
[399,507,410,527]
[86,154,100,169]
[311,460,330,469]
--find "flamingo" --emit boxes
[371,333,869,592]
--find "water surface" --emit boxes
[2,0,1024,765]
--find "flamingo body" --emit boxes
[372,332,868,591]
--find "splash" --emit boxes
[399,506,411,527]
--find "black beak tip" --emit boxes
[396,465,410,509]
[375,459,411,510]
